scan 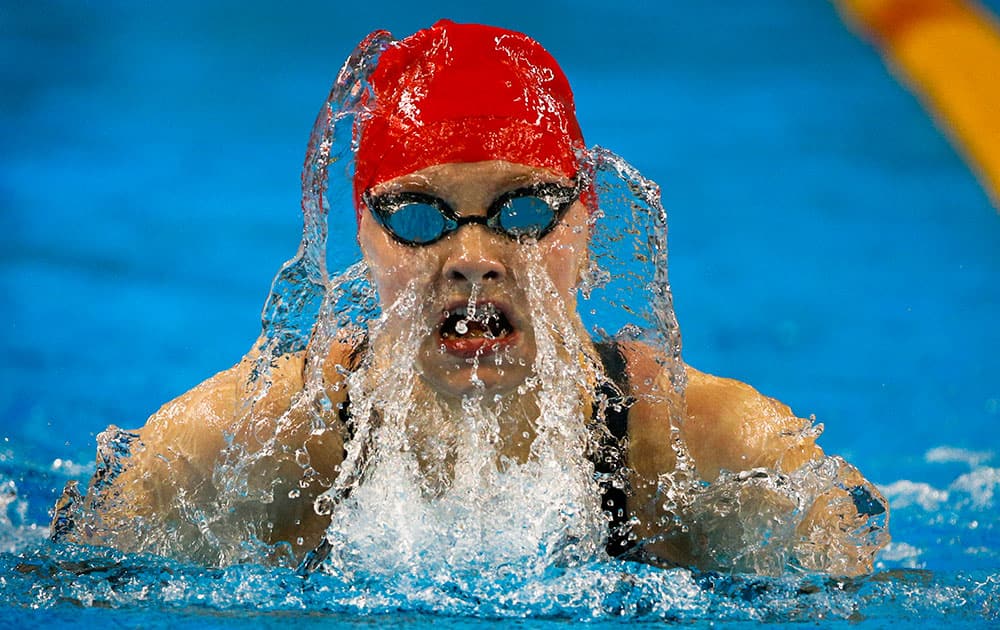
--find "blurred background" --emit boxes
[2,0,998,549]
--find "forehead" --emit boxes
[370,160,570,199]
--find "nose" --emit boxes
[441,227,507,284]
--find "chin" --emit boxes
[417,355,534,402]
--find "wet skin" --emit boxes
[67,160,889,575]
[358,160,590,403]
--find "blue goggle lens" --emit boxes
[383,201,450,245]
[495,195,553,238]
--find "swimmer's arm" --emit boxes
[682,368,889,576]
[682,368,820,480]
[614,342,887,575]
[76,345,350,559]
[73,360,248,552]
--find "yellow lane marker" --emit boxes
[835,0,1000,211]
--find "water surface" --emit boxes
[2,1,998,626]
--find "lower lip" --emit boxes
[439,332,518,359]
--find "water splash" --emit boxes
[581,146,683,386]
[49,137,888,577]
[35,26,903,622]
[256,30,392,358]
[4,539,999,623]
[308,251,610,579]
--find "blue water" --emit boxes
[2,1,999,626]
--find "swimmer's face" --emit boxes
[359,160,590,401]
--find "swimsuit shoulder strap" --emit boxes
[592,341,636,558]
[335,334,369,446]
[298,333,369,576]
[593,341,630,440]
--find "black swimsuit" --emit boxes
[591,342,636,558]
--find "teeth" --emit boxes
[440,302,511,340]
[447,303,497,319]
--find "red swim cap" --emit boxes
[352,20,585,220]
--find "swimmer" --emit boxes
[53,20,889,576]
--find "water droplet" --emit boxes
[467,282,480,319]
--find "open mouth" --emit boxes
[438,301,517,357]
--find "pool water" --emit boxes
[2,1,999,626]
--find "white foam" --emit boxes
[50,458,94,476]
[315,252,608,577]
[878,479,949,511]
[878,541,924,568]
[925,446,994,468]
[0,477,46,553]
[949,466,1000,510]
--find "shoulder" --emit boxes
[136,350,308,464]
[136,330,363,459]
[684,366,791,427]
[682,366,823,480]
[607,341,684,478]
[613,341,823,481]
[314,327,368,388]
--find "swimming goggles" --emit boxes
[363,178,582,247]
